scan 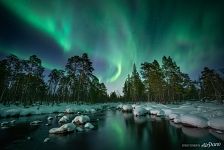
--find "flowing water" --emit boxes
[0,110,223,150]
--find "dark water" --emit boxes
[0,110,224,150]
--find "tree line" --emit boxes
[0,54,223,105]
[0,53,108,105]
[122,56,224,103]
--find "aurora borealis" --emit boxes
[0,0,224,93]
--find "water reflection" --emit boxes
[0,110,223,150]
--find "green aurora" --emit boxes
[0,0,224,93]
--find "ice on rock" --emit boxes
[180,114,208,128]
[49,123,76,134]
[72,115,90,124]
[208,117,224,131]
[133,107,147,116]
[58,116,69,123]
[122,105,132,112]
[84,122,94,129]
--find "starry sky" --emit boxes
[0,0,224,94]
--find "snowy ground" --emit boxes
[1,101,224,131]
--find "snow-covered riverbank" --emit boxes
[1,101,224,131]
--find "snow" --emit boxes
[58,116,69,123]
[64,108,74,114]
[47,116,53,121]
[0,103,117,118]
[180,114,208,128]
[49,123,76,134]
[122,105,132,112]
[1,121,9,126]
[10,120,16,124]
[44,137,50,143]
[150,109,160,115]
[30,120,42,126]
[0,101,224,132]
[168,113,179,120]
[72,115,90,124]
[133,107,147,116]
[208,117,224,130]
[57,113,64,117]
[84,122,94,129]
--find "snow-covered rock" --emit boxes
[58,116,69,123]
[49,123,76,134]
[72,115,90,124]
[150,109,160,115]
[1,121,9,126]
[30,120,42,126]
[133,107,147,116]
[180,114,208,128]
[169,113,179,120]
[162,109,172,116]
[174,116,181,123]
[65,108,74,114]
[116,104,123,109]
[10,120,16,124]
[122,105,132,112]
[84,122,94,129]
[57,113,64,117]
[43,137,50,143]
[208,117,224,131]
[47,116,53,121]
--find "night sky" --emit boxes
[0,0,224,93]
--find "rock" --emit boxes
[47,116,53,121]
[72,115,90,124]
[133,107,147,116]
[1,121,9,126]
[30,120,42,126]
[10,120,16,124]
[58,116,69,123]
[49,123,76,134]
[84,122,94,129]
[57,113,64,117]
[150,109,160,115]
[122,105,132,112]
[44,137,50,143]
[65,108,74,114]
